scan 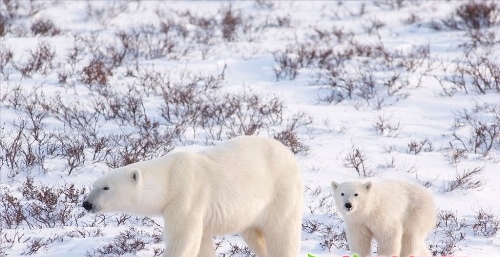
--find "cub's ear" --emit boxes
[364,182,372,191]
[131,168,142,185]
[331,181,339,190]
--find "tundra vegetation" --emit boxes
[1,0,499,256]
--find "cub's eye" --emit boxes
[341,193,344,196]
[354,193,358,196]
[103,187,110,190]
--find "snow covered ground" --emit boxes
[1,1,499,256]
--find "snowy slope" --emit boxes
[1,1,499,256]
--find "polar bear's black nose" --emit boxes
[82,201,93,211]
[344,203,352,209]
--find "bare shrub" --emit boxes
[443,166,484,192]
[220,6,242,42]
[374,0,408,10]
[304,186,335,215]
[23,181,87,228]
[92,89,146,126]
[112,25,180,61]
[254,0,274,10]
[87,86,177,168]
[55,134,87,175]
[343,146,373,177]
[318,224,348,252]
[302,186,348,251]
[65,34,86,75]
[0,120,26,173]
[18,40,56,78]
[0,43,14,78]
[402,13,421,25]
[227,242,255,256]
[191,89,284,141]
[272,42,344,81]
[0,187,25,229]
[66,228,104,239]
[22,235,64,255]
[50,98,108,166]
[439,49,500,95]
[84,0,128,26]
[85,227,155,257]
[178,10,218,59]
[311,26,355,44]
[1,180,87,230]
[1,0,45,36]
[455,1,499,30]
[0,101,57,178]
[51,97,100,133]
[472,207,500,237]
[159,75,221,126]
[30,18,60,36]
[157,75,288,142]
[272,45,302,80]
[275,15,292,28]
[274,113,312,155]
[407,138,433,154]
[159,18,189,40]
[0,14,7,37]
[134,68,167,96]
[80,58,113,88]
[449,102,500,155]
[428,1,499,46]
[311,42,429,107]
[221,91,284,139]
[372,114,401,137]
[445,148,468,164]
[430,1,499,31]
[105,125,176,169]
[0,228,30,255]
[430,210,467,255]
[363,18,385,35]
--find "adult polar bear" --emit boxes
[331,180,435,257]
[83,136,303,257]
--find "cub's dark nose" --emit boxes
[82,201,92,211]
[344,203,352,210]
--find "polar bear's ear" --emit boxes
[131,168,142,185]
[331,181,339,190]
[364,182,372,191]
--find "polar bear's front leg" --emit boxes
[346,223,372,257]
[162,212,204,257]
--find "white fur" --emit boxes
[84,136,303,257]
[331,180,436,257]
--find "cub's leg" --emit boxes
[346,223,372,257]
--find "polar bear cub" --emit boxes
[331,180,436,257]
[83,136,303,257]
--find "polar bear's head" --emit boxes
[331,181,372,216]
[83,168,142,214]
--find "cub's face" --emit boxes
[83,168,142,214]
[331,181,371,216]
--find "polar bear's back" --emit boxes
[201,136,300,179]
[193,136,302,233]
[375,180,434,206]
[374,180,436,232]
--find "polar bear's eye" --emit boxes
[103,187,110,190]
[341,193,344,196]
[354,193,358,196]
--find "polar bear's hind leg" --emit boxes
[240,228,268,257]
